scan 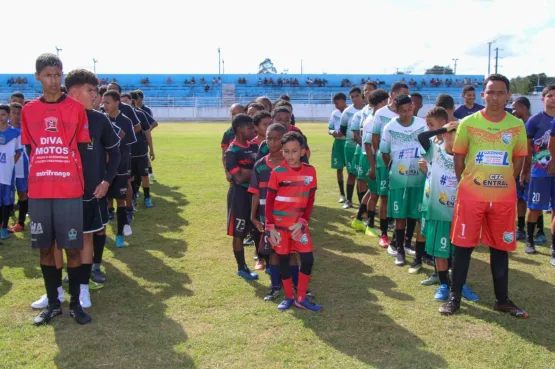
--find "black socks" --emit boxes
[367,210,376,228]
[338,181,345,197]
[346,184,354,202]
[380,219,388,236]
[233,250,246,271]
[526,222,536,243]
[144,186,150,199]
[18,200,28,226]
[41,265,59,305]
[66,266,81,306]
[356,204,367,221]
[93,234,106,265]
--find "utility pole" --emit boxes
[487,40,496,75]
[218,48,221,75]
[452,58,459,75]
[222,59,225,75]
[93,58,98,74]
[494,47,503,74]
[55,46,62,57]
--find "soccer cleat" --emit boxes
[408,259,422,274]
[421,273,440,286]
[550,256,555,267]
[237,267,258,281]
[534,233,547,246]
[439,295,461,315]
[144,197,154,208]
[34,302,62,326]
[80,285,91,308]
[8,224,24,233]
[461,284,479,302]
[150,173,157,182]
[264,287,281,302]
[404,245,416,256]
[342,200,352,209]
[254,258,266,271]
[395,252,406,266]
[338,195,346,203]
[70,304,92,325]
[387,245,398,256]
[294,298,323,312]
[243,236,255,246]
[515,229,526,241]
[365,227,378,238]
[525,241,536,254]
[0,229,9,240]
[351,218,366,232]
[434,284,451,301]
[422,254,435,267]
[379,235,390,248]
[493,299,529,319]
[31,291,65,310]
[277,298,295,311]
[89,281,104,291]
[115,235,126,248]
[123,224,133,237]
[91,269,106,284]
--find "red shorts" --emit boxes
[272,227,313,255]
[450,200,516,251]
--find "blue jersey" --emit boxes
[527,112,554,178]
[0,126,23,186]
[454,103,484,120]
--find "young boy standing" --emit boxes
[7,102,28,233]
[328,93,348,203]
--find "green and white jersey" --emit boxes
[352,110,364,154]
[379,117,427,189]
[421,141,457,222]
[361,113,375,156]
[340,105,361,148]
[328,109,345,140]
[354,105,373,155]
[372,105,398,168]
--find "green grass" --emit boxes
[1,122,555,369]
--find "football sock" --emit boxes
[67,266,81,306]
[537,215,544,234]
[41,265,59,305]
[395,229,406,255]
[18,200,28,227]
[450,245,474,297]
[356,204,367,221]
[405,218,417,248]
[490,247,509,304]
[338,180,345,197]
[380,219,388,236]
[270,264,281,289]
[117,207,127,235]
[517,216,525,232]
[1,205,9,228]
[552,233,555,252]
[80,263,92,285]
[233,250,246,271]
[55,268,63,288]
[357,191,364,203]
[297,272,311,302]
[290,265,299,287]
[148,166,153,175]
[144,187,150,199]
[415,241,426,260]
[438,270,450,286]
[93,234,106,265]
[526,222,536,243]
[346,184,354,202]
[367,210,376,228]
[282,278,294,299]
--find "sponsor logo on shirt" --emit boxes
[44,117,58,132]
[475,151,510,166]
[30,222,44,235]
[438,192,455,207]
[425,187,430,198]
[397,164,420,176]
[503,231,514,244]
[304,176,313,186]
[501,133,512,145]
[473,173,508,187]
[68,228,78,241]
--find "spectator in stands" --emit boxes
[200,77,206,84]
[421,78,426,86]
[269,78,275,85]
[212,77,217,85]
[205,85,210,92]
[430,78,436,87]
[258,77,262,86]
[410,93,423,116]
[218,77,222,84]
[293,78,299,86]
[361,78,366,84]
[191,77,196,84]
[7,77,14,87]
[167,77,172,85]
[22,77,27,85]
[277,78,283,87]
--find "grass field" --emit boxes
[1,122,555,369]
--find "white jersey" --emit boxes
[328,109,345,140]
[0,126,23,186]
[361,113,375,155]
[340,105,361,146]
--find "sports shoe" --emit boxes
[144,197,154,208]
[338,195,346,203]
[80,285,91,308]
[342,200,352,209]
[115,235,126,248]
[387,245,397,256]
[254,258,265,271]
[123,224,133,237]
[408,259,422,274]
[277,298,295,311]
[421,273,440,286]
[70,304,92,325]
[34,302,62,326]
[150,173,157,182]
[31,289,65,309]
[525,241,536,254]
[237,267,258,281]
[550,255,555,267]
[422,254,435,267]
[534,233,547,246]
[294,297,323,312]
[0,229,9,240]
[493,299,529,319]
[264,287,281,302]
[351,218,366,232]
[515,229,526,241]
[365,227,378,237]
[395,252,406,266]
[439,295,461,315]
[8,224,24,233]
[91,269,106,284]
[404,245,416,256]
[461,284,479,301]
[434,284,450,301]
[89,281,104,290]
[243,236,255,246]
[379,235,390,248]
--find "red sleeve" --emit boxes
[21,108,31,145]
[265,190,276,225]
[76,105,90,143]
[302,168,317,221]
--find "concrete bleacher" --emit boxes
[0,73,484,106]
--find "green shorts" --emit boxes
[352,151,360,176]
[388,187,424,220]
[424,220,454,259]
[345,144,357,175]
[359,154,377,193]
[420,211,428,237]
[331,139,346,169]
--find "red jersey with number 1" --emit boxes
[21,95,90,199]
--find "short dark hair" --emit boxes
[108,82,122,93]
[65,69,99,91]
[369,89,389,106]
[391,82,409,94]
[60,85,68,93]
[541,84,555,97]
[135,89,144,99]
[279,94,290,101]
[365,81,378,90]
[266,123,286,136]
[462,85,476,94]
[129,91,139,100]
[281,131,305,147]
[10,92,24,100]
[425,106,449,122]
[271,106,292,119]
[514,96,531,110]
[35,53,63,74]
[0,104,10,115]
[274,100,292,109]
[436,94,455,110]
[255,96,272,111]
[333,92,347,102]
[253,111,271,126]
[349,87,362,95]
[410,92,423,100]
[394,94,412,109]
[120,93,132,100]
[483,74,510,91]
[248,102,266,112]
[231,113,253,134]
[9,102,23,110]
[103,90,120,102]
[98,86,108,97]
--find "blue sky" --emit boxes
[2,0,553,78]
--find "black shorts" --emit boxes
[108,174,129,200]
[226,184,252,238]
[83,197,109,233]
[29,198,83,249]
[131,156,149,177]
